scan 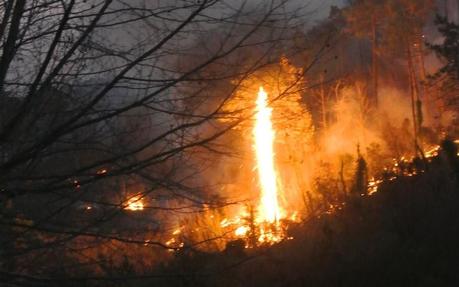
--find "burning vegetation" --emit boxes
[1,0,459,286]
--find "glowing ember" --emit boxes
[235,226,249,237]
[253,87,282,224]
[96,168,108,175]
[125,196,144,211]
[367,139,459,196]
[368,178,383,195]
[165,238,176,246]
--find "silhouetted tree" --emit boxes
[0,0,316,284]
[428,15,459,116]
[351,145,368,196]
[441,138,459,176]
[344,0,386,107]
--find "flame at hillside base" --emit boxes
[254,87,282,224]
[222,86,290,245]
[165,86,301,249]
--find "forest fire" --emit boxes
[4,0,459,284]
[164,87,299,249]
[219,87,292,245]
[253,87,283,224]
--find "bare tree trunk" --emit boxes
[445,0,449,20]
[407,44,420,156]
[414,30,430,122]
[339,160,347,200]
[456,0,459,23]
[0,0,25,96]
[320,73,327,129]
[371,15,378,107]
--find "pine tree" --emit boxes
[351,145,368,196]
[429,15,459,79]
[441,138,459,176]
[427,15,459,128]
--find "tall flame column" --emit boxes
[253,87,281,223]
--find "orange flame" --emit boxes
[254,87,282,223]
[125,196,144,211]
[167,87,303,249]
